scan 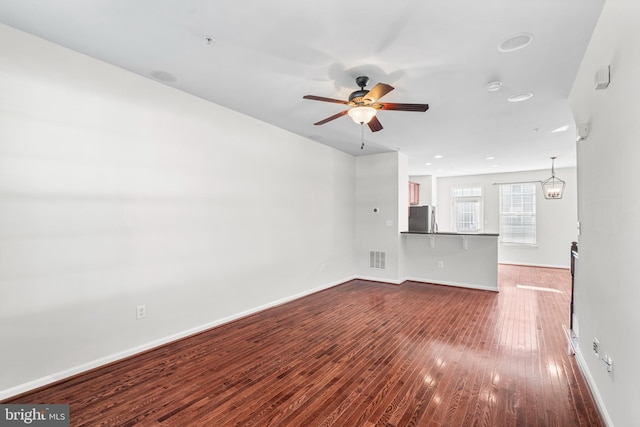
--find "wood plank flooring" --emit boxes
[3,265,604,426]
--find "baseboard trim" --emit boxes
[574,347,615,427]
[353,276,499,292]
[354,275,404,285]
[403,277,499,292]
[0,277,352,401]
[499,261,570,270]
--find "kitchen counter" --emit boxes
[402,231,499,237]
[401,232,499,291]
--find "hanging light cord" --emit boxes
[551,156,557,178]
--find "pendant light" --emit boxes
[541,157,565,199]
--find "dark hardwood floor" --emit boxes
[4,265,604,426]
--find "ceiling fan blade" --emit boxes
[313,110,349,125]
[364,83,394,102]
[303,95,349,104]
[367,116,383,132]
[378,102,429,112]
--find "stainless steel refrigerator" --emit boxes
[409,205,438,233]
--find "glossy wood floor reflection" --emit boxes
[5,265,603,426]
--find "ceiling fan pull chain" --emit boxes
[361,123,365,149]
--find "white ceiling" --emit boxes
[0,0,604,177]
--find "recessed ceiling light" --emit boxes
[498,33,534,52]
[507,93,533,103]
[485,156,495,160]
[551,125,570,133]
[492,165,499,168]
[434,155,443,159]
[425,162,432,166]
[487,81,502,92]
[150,70,178,83]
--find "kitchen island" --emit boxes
[401,232,499,291]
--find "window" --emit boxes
[500,183,536,244]
[452,186,482,233]
[452,187,482,197]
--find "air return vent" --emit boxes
[369,251,386,269]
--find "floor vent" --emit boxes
[369,251,386,269]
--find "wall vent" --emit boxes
[369,251,386,269]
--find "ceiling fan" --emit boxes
[303,76,429,132]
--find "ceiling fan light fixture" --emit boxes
[348,106,377,124]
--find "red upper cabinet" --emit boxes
[409,181,420,205]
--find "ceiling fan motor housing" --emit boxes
[349,89,369,104]
[349,76,371,104]
[355,76,369,88]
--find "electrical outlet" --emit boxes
[136,304,146,320]
[438,261,445,269]
[592,338,599,357]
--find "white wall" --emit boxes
[0,24,356,397]
[435,168,578,268]
[569,0,640,425]
[355,152,407,282]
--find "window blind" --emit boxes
[500,183,536,244]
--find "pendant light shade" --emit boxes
[347,106,376,124]
[541,157,565,199]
